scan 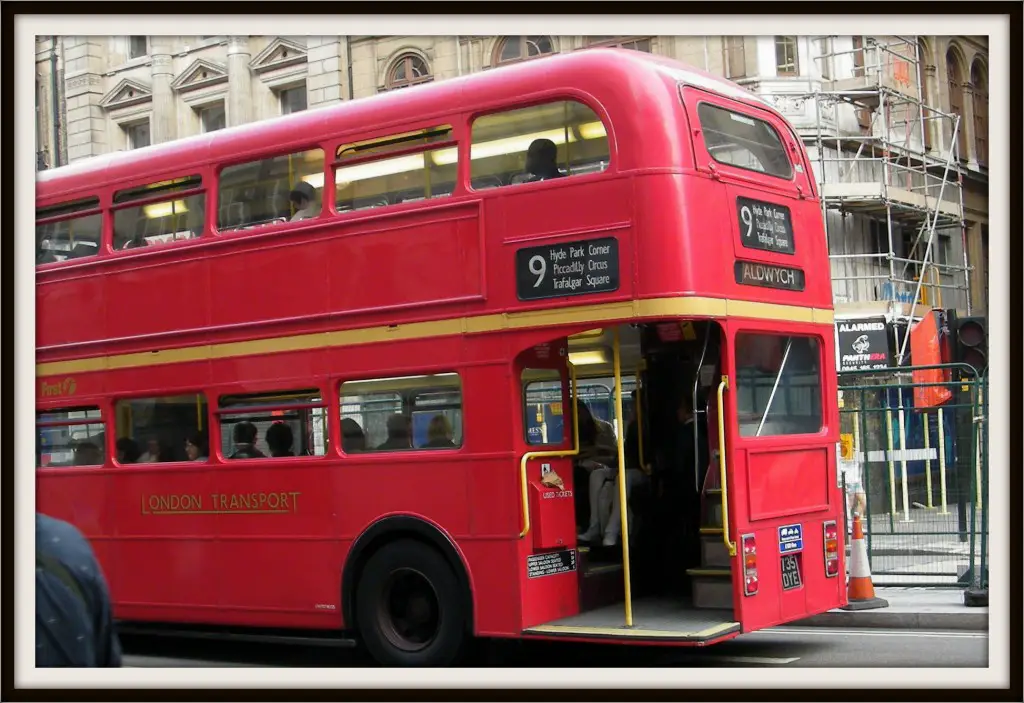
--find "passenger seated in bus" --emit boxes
[228,421,266,459]
[289,182,320,222]
[574,400,619,543]
[184,431,208,461]
[266,422,295,457]
[601,392,652,547]
[115,438,141,464]
[524,139,566,181]
[138,437,165,463]
[423,415,456,449]
[73,441,103,466]
[341,418,366,453]
[376,414,412,451]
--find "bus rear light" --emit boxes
[823,521,840,577]
[741,533,758,596]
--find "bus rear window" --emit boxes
[735,333,821,437]
[697,102,793,180]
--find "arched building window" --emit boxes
[386,54,432,90]
[493,36,554,65]
[584,36,652,53]
[970,59,988,167]
[945,46,969,161]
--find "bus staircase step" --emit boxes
[577,546,624,613]
[698,527,732,569]
[685,566,734,610]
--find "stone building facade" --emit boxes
[33,34,988,315]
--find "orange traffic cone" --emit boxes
[840,514,889,611]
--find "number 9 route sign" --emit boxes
[515,237,620,301]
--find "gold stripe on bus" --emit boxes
[36,296,833,377]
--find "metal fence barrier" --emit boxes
[837,364,987,588]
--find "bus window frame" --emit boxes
[109,174,208,253]
[111,390,211,467]
[36,196,108,266]
[327,120,467,218]
[464,92,616,195]
[212,142,330,237]
[337,371,464,455]
[36,404,109,469]
[215,386,331,461]
[521,368,569,448]
[732,329,828,442]
[693,99,796,183]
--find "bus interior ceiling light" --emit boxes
[143,200,188,219]
[568,348,611,366]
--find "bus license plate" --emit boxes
[781,554,802,591]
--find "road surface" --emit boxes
[121,626,987,668]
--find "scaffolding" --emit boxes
[776,36,971,359]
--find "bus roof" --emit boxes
[36,48,772,199]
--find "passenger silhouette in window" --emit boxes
[289,182,320,222]
[229,421,265,459]
[266,422,295,457]
[341,418,366,453]
[524,139,566,181]
[376,414,412,451]
[423,415,456,449]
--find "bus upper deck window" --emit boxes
[112,176,206,250]
[697,102,793,180]
[218,149,325,232]
[333,126,456,213]
[36,198,102,265]
[469,101,610,190]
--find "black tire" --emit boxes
[354,539,468,667]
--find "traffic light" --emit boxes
[951,314,988,376]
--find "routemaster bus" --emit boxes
[35,48,846,666]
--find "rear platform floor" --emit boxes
[524,597,740,643]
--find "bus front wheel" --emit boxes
[355,539,467,666]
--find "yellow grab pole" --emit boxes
[196,395,203,432]
[716,376,736,557]
[612,327,633,628]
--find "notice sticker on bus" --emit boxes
[526,550,577,579]
[778,524,804,554]
[515,237,620,301]
[736,196,795,255]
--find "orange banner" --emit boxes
[911,311,952,408]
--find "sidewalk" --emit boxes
[792,587,988,631]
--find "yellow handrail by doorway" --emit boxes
[716,376,737,557]
[519,362,580,539]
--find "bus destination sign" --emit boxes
[734,260,805,292]
[736,196,795,255]
[516,237,620,301]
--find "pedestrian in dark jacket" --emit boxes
[36,513,122,667]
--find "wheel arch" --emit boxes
[341,514,475,634]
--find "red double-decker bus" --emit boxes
[35,48,845,666]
